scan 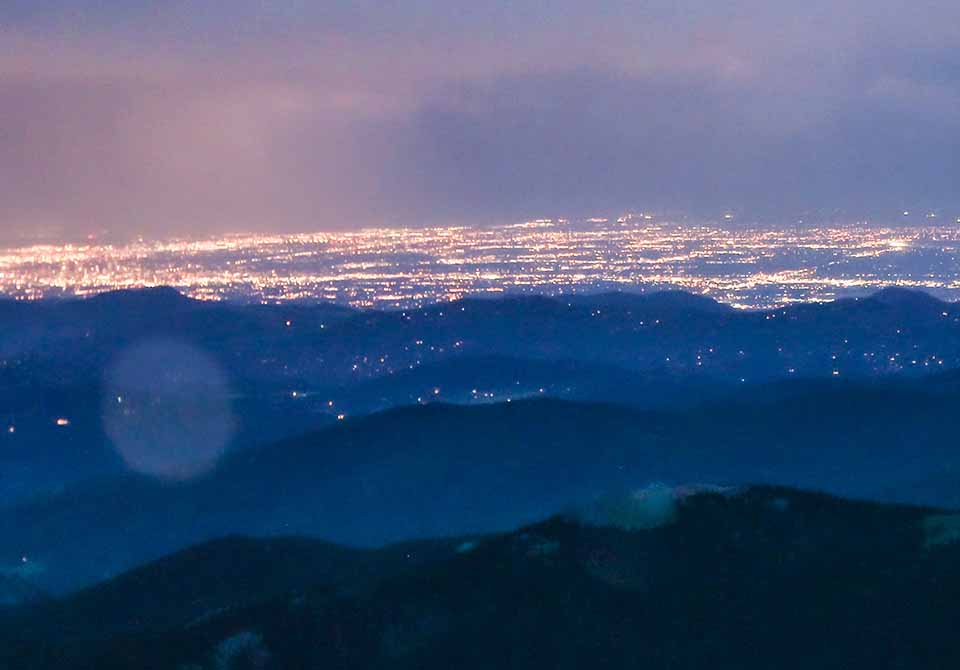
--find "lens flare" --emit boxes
[102,339,235,480]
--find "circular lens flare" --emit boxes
[102,339,235,480]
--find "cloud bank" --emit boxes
[1,1,959,238]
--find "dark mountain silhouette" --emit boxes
[2,287,959,667]
[0,381,339,506]
[0,575,45,609]
[4,376,960,595]
[4,287,958,392]
[871,286,948,310]
[3,287,960,505]
[334,355,733,413]
[4,486,960,669]
[1,535,466,643]
[565,289,735,314]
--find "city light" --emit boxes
[1,217,959,309]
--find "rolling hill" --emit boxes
[3,286,960,505]
[4,485,960,669]
[3,378,960,595]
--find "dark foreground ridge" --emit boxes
[3,485,959,669]
[6,378,960,596]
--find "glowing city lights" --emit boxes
[1,217,960,309]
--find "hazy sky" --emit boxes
[2,1,959,237]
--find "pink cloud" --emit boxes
[1,1,959,238]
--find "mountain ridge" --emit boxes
[5,381,960,595]
[4,484,959,669]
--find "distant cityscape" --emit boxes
[3,215,960,309]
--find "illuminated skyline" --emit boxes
[3,217,960,310]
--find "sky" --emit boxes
[2,1,959,238]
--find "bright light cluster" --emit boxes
[2,218,960,309]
